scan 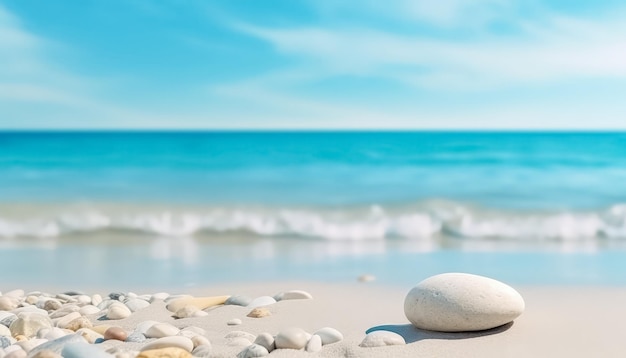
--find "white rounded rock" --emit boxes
[404,273,525,332]
[305,335,322,352]
[313,327,343,345]
[145,323,180,338]
[106,305,131,320]
[359,331,405,347]
[140,336,194,352]
[237,344,269,358]
[275,327,308,350]
[247,296,276,309]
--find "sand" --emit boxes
[84,281,626,358]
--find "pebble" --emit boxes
[273,290,313,301]
[165,296,229,313]
[125,299,150,313]
[224,295,252,307]
[106,304,131,320]
[191,310,208,317]
[9,313,53,338]
[141,336,194,352]
[79,305,101,315]
[253,333,275,353]
[0,324,10,336]
[91,325,112,335]
[145,323,180,338]
[65,316,92,331]
[137,347,191,358]
[275,327,308,350]
[404,273,525,332]
[134,321,160,335]
[126,332,146,343]
[104,327,128,341]
[247,308,271,318]
[190,335,210,349]
[75,328,103,344]
[0,297,18,311]
[27,333,87,356]
[29,349,63,358]
[108,293,125,301]
[61,342,113,358]
[54,312,81,329]
[76,295,92,305]
[359,331,406,347]
[246,296,276,309]
[91,295,103,307]
[191,345,211,358]
[305,334,322,352]
[313,327,343,345]
[227,318,242,326]
[174,306,198,319]
[40,327,68,340]
[237,344,269,358]
[49,306,79,319]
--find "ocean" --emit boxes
[1,131,626,288]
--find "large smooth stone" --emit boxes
[359,331,406,347]
[27,333,87,356]
[313,327,343,345]
[253,333,275,353]
[10,314,53,338]
[106,304,131,320]
[191,345,211,358]
[125,299,150,313]
[224,295,252,307]
[305,335,322,352]
[404,273,525,332]
[165,296,229,313]
[140,336,194,352]
[61,342,113,358]
[275,328,308,350]
[237,344,269,358]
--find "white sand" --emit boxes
[90,282,626,357]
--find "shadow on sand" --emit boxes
[366,322,514,344]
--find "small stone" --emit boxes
[227,318,242,326]
[275,327,308,350]
[79,305,101,315]
[0,323,10,336]
[246,296,275,309]
[273,290,313,301]
[25,296,39,305]
[76,295,91,305]
[313,327,343,345]
[126,331,146,343]
[108,292,125,301]
[253,333,275,352]
[137,347,192,358]
[125,299,150,313]
[64,316,92,331]
[246,308,271,318]
[62,342,113,358]
[16,338,47,353]
[305,335,322,352]
[29,349,63,358]
[165,296,229,313]
[12,307,48,316]
[134,321,159,335]
[224,295,252,307]
[91,325,113,335]
[54,311,81,329]
[75,328,103,344]
[359,331,406,347]
[4,348,27,358]
[404,273,525,332]
[9,313,53,338]
[141,336,194,352]
[27,333,87,356]
[190,345,211,358]
[0,297,18,311]
[237,344,269,358]
[145,323,180,338]
[190,335,210,349]
[174,306,198,319]
[225,330,256,342]
[104,327,128,341]
[191,310,208,317]
[91,295,103,307]
[39,327,67,340]
[106,304,131,320]
[49,306,79,319]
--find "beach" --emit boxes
[1,282,625,357]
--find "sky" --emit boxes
[1,0,626,129]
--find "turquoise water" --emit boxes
[1,131,626,287]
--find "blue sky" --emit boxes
[1,0,626,129]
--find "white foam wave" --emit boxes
[1,202,626,241]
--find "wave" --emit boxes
[1,201,626,241]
